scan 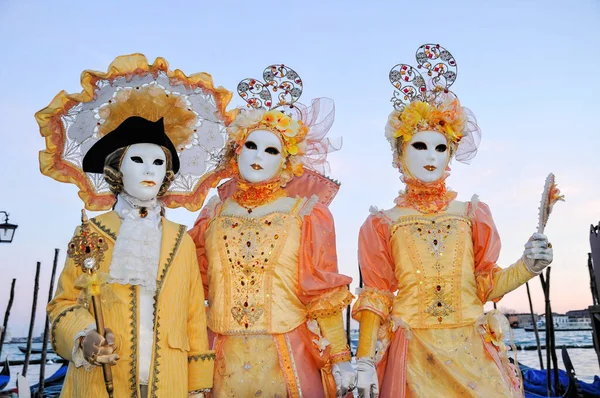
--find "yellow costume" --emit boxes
[353,200,534,397]
[352,44,551,397]
[48,212,214,397]
[37,54,241,397]
[190,194,353,398]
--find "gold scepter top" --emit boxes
[67,210,108,274]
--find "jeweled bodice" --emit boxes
[390,210,483,328]
[205,201,308,334]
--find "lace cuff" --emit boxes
[352,287,394,322]
[72,323,97,371]
[306,286,354,319]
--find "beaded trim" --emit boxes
[128,285,139,397]
[188,353,217,362]
[90,218,118,241]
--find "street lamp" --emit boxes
[0,211,18,243]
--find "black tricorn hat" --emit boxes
[82,116,180,174]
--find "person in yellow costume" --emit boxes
[188,65,356,397]
[37,54,236,397]
[352,44,554,398]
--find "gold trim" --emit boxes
[128,285,139,398]
[391,213,471,235]
[274,334,301,398]
[188,353,217,362]
[150,225,186,397]
[90,218,118,241]
[50,306,82,352]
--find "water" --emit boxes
[349,328,600,383]
[510,328,598,383]
[1,343,63,391]
[2,330,600,392]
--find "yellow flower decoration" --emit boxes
[390,98,467,145]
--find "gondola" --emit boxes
[519,347,600,398]
[0,358,10,390]
[17,346,54,355]
[32,361,68,389]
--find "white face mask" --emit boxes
[238,129,284,183]
[120,143,167,201]
[403,130,450,183]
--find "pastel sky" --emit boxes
[0,0,598,337]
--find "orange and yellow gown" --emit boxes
[353,199,537,397]
[189,195,354,398]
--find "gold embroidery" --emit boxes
[394,214,471,325]
[220,214,290,330]
[424,282,454,321]
[410,221,454,264]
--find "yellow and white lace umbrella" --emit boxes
[36,54,237,211]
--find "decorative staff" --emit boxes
[537,173,564,235]
[535,173,564,395]
[67,210,113,397]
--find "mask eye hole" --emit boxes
[435,144,447,153]
[411,142,427,150]
[153,159,165,165]
[244,141,257,150]
[265,147,280,155]
[131,156,143,163]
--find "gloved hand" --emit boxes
[81,327,119,366]
[522,233,553,273]
[356,357,378,398]
[332,360,356,396]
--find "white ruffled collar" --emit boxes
[109,194,163,291]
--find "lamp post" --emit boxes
[0,211,18,243]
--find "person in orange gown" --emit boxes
[352,45,554,398]
[189,65,356,397]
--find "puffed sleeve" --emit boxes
[188,196,220,299]
[351,213,396,323]
[472,201,536,302]
[298,202,354,319]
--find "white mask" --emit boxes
[402,130,450,183]
[120,143,167,201]
[238,129,284,183]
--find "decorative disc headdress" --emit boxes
[385,44,481,169]
[36,54,236,211]
[217,64,341,203]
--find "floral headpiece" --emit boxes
[385,44,481,168]
[224,64,337,185]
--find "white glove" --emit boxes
[522,233,553,273]
[332,360,356,396]
[356,357,379,398]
